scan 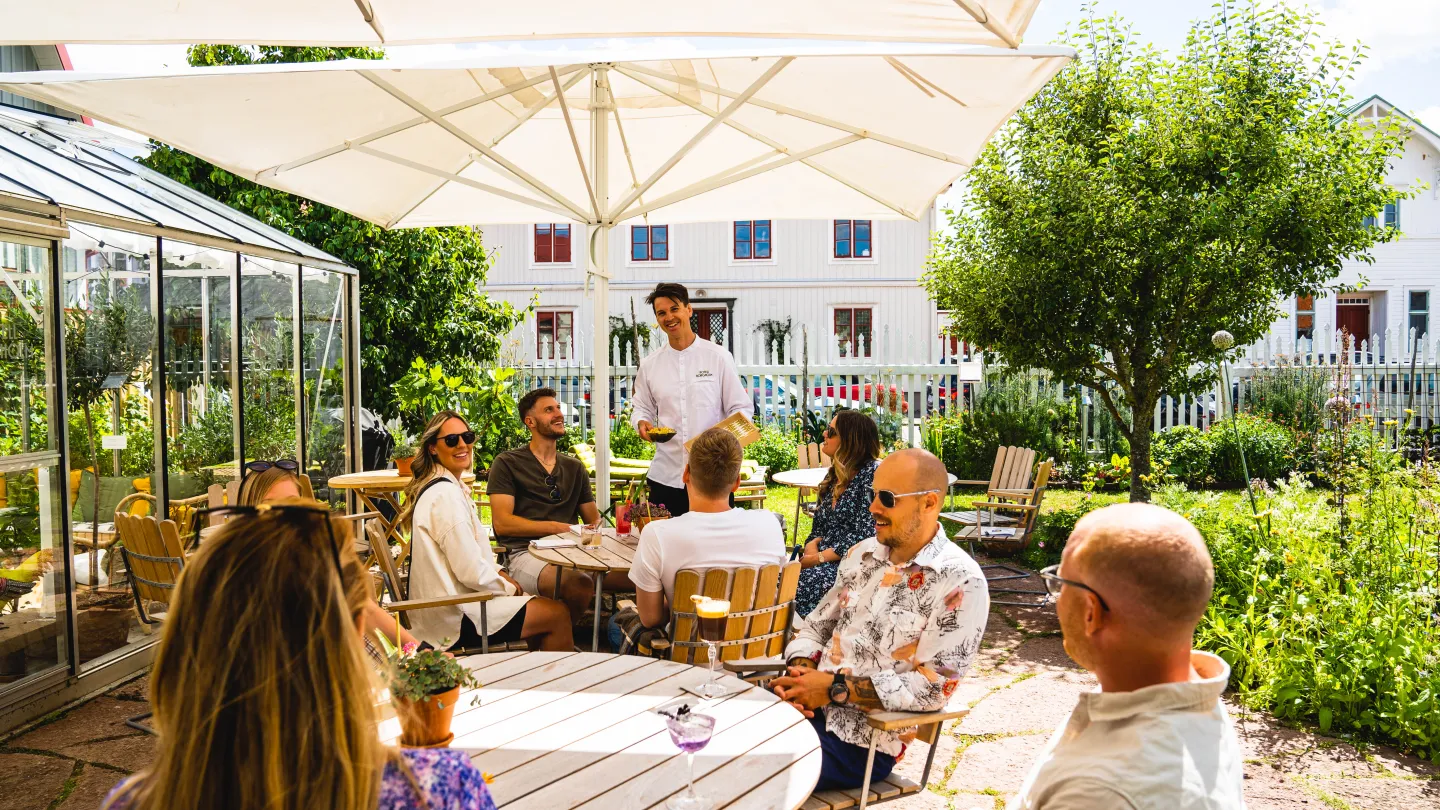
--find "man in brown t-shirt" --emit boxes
[488,387,630,616]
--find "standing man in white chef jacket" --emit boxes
[632,282,753,517]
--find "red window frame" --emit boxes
[631,224,669,262]
[833,219,873,259]
[533,223,572,264]
[536,310,573,360]
[733,220,772,260]
[834,307,873,358]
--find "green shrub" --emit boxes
[1152,425,1214,487]
[609,402,654,461]
[922,373,1082,479]
[744,421,797,475]
[1207,414,1299,486]
[1242,365,1329,435]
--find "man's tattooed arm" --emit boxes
[842,675,884,711]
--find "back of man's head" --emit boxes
[687,428,743,498]
[1068,503,1214,636]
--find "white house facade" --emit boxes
[1260,95,1440,358]
[479,210,949,365]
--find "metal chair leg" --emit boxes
[126,711,156,736]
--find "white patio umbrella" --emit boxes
[0,39,1071,506]
[5,0,1040,47]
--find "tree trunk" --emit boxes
[83,401,100,590]
[1129,417,1154,503]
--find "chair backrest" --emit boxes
[990,446,1036,492]
[205,482,241,525]
[668,561,802,665]
[299,474,315,500]
[116,512,185,614]
[1017,459,1054,535]
[797,443,832,470]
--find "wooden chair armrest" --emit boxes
[865,706,971,731]
[721,656,786,673]
[343,511,382,522]
[383,593,494,612]
[951,479,990,487]
[168,493,210,507]
[971,501,1039,511]
[987,489,1034,501]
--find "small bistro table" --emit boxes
[528,530,636,652]
[379,651,822,810]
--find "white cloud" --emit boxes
[1413,106,1440,134]
[1314,0,1440,77]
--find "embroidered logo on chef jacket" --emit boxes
[695,370,714,378]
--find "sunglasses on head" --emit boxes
[874,488,942,508]
[439,431,477,448]
[244,459,299,477]
[194,503,342,579]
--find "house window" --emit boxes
[1365,202,1400,230]
[833,220,872,259]
[533,224,571,264]
[1410,291,1429,340]
[734,220,771,260]
[536,311,573,360]
[1296,295,1314,342]
[834,307,873,358]
[631,225,669,262]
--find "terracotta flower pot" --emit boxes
[396,686,459,748]
[394,456,414,477]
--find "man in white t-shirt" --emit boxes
[629,427,786,631]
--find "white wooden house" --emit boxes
[479,210,950,365]
[1260,95,1440,358]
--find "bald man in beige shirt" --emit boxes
[1010,503,1246,810]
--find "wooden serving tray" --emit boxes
[684,412,760,451]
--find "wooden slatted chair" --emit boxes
[666,561,802,668]
[371,529,519,654]
[114,510,187,735]
[786,443,831,546]
[953,459,1054,607]
[940,445,1037,527]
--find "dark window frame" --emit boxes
[631,224,670,262]
[533,223,572,264]
[733,219,772,260]
[833,219,873,259]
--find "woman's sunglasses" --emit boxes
[439,431,477,448]
[823,426,837,439]
[244,459,299,476]
[194,503,342,577]
[874,488,942,508]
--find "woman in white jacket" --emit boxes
[402,410,573,651]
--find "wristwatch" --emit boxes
[828,672,850,705]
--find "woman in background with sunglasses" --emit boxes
[237,459,302,506]
[402,410,574,652]
[101,502,497,810]
[793,409,882,618]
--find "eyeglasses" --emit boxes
[1039,564,1110,611]
[874,489,942,508]
[243,459,299,477]
[440,431,477,448]
[823,426,837,439]
[544,473,562,503]
[194,503,343,581]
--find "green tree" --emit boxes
[142,44,526,417]
[923,3,1406,501]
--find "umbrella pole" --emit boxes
[591,66,612,515]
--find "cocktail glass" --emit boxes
[657,702,716,810]
[692,596,732,698]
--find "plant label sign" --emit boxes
[102,435,128,450]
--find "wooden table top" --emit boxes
[527,530,637,573]
[328,469,475,492]
[380,651,821,809]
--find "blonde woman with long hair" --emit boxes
[403,410,573,651]
[100,501,498,810]
[793,409,881,617]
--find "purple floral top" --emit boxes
[104,748,498,810]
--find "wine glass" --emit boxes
[656,701,716,810]
[692,596,732,698]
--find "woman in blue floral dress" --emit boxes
[794,410,881,618]
[100,503,497,810]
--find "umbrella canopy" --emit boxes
[0,40,1070,505]
[0,41,1070,228]
[4,0,1040,48]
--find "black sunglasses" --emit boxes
[439,431,477,448]
[823,426,837,439]
[244,459,299,476]
[1039,564,1110,611]
[874,488,941,509]
[544,473,562,503]
[195,503,342,579]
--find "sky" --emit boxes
[62,0,1440,210]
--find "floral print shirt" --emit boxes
[103,747,498,810]
[795,460,879,617]
[784,525,990,755]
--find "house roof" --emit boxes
[0,105,351,272]
[1342,94,1440,156]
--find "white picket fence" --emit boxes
[512,322,1440,454]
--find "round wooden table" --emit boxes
[379,650,822,810]
[528,529,636,652]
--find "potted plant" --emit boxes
[379,637,482,748]
[386,418,418,477]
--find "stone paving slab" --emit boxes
[0,753,73,810]
[58,764,123,809]
[944,733,1049,794]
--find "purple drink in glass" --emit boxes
[660,708,716,810]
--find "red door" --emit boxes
[692,308,727,344]
[1336,298,1370,344]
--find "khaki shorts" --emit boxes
[506,549,550,595]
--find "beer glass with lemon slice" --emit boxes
[691,595,732,698]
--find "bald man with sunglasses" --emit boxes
[773,448,989,791]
